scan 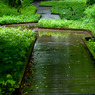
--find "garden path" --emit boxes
[32,1,60,19]
[21,29,95,94]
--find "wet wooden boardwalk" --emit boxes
[21,30,95,94]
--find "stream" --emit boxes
[21,30,95,94]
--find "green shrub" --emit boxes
[0,3,40,24]
[20,6,37,15]
[38,18,95,34]
[21,0,34,7]
[40,0,86,6]
[0,14,40,24]
[87,0,95,5]
[89,38,95,52]
[0,27,35,94]
[51,4,85,20]
[0,1,40,24]
[38,19,70,28]
[84,4,95,18]
[0,3,18,17]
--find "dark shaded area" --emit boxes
[12,89,20,95]
[34,0,51,1]
[87,0,95,5]
[9,0,21,7]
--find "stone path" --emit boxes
[32,1,60,19]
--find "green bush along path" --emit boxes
[0,0,40,94]
[0,27,35,94]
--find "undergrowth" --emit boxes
[89,38,95,52]
[0,14,40,24]
[0,1,40,24]
[0,27,35,94]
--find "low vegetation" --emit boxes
[0,14,40,24]
[89,38,95,52]
[51,4,85,20]
[0,27,35,94]
[0,0,40,24]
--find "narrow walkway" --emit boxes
[32,2,60,19]
[21,30,95,94]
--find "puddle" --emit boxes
[21,30,95,94]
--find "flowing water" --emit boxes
[21,30,95,94]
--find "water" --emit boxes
[21,30,95,94]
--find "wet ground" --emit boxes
[21,30,95,94]
[32,2,60,19]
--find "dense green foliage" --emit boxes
[40,0,87,6]
[51,4,85,20]
[89,38,95,52]
[20,6,36,15]
[0,3,18,17]
[38,17,95,33]
[0,5,37,17]
[0,14,40,24]
[21,0,34,7]
[0,0,40,24]
[87,0,95,5]
[1,0,34,7]
[0,27,35,94]
[0,5,40,24]
[39,0,95,34]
